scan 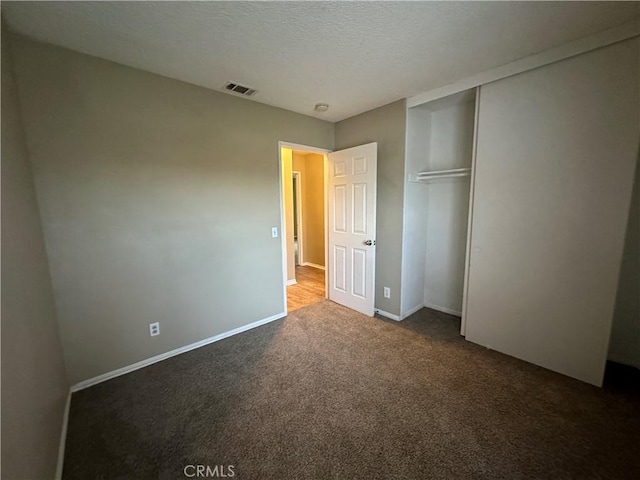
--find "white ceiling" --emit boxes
[3,1,639,122]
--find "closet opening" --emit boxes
[279,144,329,313]
[401,88,479,333]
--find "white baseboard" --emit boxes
[71,312,286,392]
[375,309,401,321]
[55,391,71,480]
[607,353,640,370]
[401,303,424,320]
[423,302,462,317]
[302,262,325,271]
[286,279,297,286]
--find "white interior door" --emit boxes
[327,143,377,316]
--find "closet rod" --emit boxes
[409,167,471,183]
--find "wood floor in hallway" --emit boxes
[287,265,325,312]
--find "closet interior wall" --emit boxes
[401,90,477,322]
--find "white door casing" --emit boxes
[327,143,377,316]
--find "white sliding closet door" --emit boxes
[465,39,639,386]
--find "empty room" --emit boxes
[2,2,639,479]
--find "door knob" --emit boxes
[364,240,376,246]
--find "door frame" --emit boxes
[292,170,303,266]
[278,141,331,314]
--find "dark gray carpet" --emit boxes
[63,301,640,479]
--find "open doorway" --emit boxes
[280,141,378,317]
[280,143,329,313]
[292,172,302,266]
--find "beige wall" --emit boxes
[302,153,325,267]
[293,153,325,267]
[335,100,407,316]
[11,34,333,384]
[1,30,69,479]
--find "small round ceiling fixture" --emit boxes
[314,103,329,112]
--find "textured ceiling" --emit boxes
[3,1,639,122]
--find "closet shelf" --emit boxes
[408,167,471,183]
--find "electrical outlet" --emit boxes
[383,287,391,298]
[149,322,160,337]
[271,227,278,238]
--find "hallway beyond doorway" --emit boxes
[287,266,325,312]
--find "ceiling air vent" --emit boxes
[224,82,257,96]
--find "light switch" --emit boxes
[271,227,278,238]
